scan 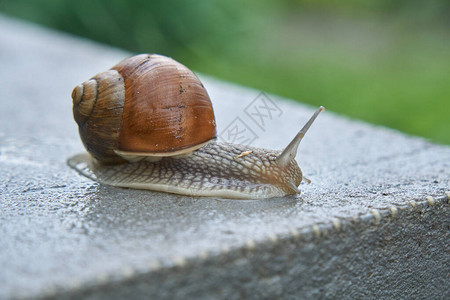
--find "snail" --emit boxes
[68,54,324,199]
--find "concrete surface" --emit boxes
[0,14,449,299]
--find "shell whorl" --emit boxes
[112,54,216,155]
[72,70,125,164]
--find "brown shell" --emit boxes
[71,54,217,164]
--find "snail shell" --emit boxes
[71,54,216,164]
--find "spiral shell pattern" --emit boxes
[72,70,125,164]
[71,54,216,164]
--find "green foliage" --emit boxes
[1,0,449,144]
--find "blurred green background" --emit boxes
[1,0,449,144]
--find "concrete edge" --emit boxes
[169,191,449,263]
[32,191,449,299]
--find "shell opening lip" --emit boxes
[114,138,216,158]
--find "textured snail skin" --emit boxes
[68,142,303,199]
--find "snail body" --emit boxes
[68,54,323,199]
[69,142,302,199]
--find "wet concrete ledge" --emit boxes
[0,15,449,299]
